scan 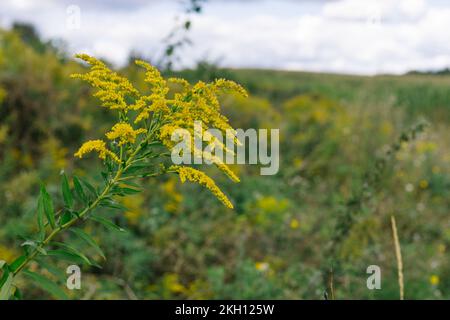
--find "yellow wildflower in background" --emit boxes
[0,125,8,144]
[163,273,186,294]
[161,178,183,213]
[106,122,146,146]
[419,180,429,189]
[255,262,270,272]
[0,244,18,263]
[0,87,6,102]
[430,275,440,286]
[290,218,300,229]
[74,139,120,163]
[122,194,145,225]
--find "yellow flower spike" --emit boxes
[194,148,240,183]
[213,78,248,98]
[168,77,191,92]
[72,54,139,111]
[74,139,120,163]
[105,122,147,146]
[135,60,168,95]
[132,59,171,123]
[170,166,234,209]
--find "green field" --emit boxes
[1,28,449,299]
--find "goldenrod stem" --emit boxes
[12,134,154,277]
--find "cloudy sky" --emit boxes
[1,0,450,74]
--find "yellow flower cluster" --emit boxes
[71,54,138,110]
[130,58,245,204]
[72,54,245,208]
[133,60,169,122]
[74,139,120,163]
[170,165,234,209]
[106,122,146,146]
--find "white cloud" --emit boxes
[1,0,450,74]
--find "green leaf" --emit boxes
[0,260,6,269]
[101,171,109,182]
[73,175,87,204]
[99,199,128,211]
[0,271,13,300]
[121,181,142,188]
[121,187,141,195]
[37,194,45,241]
[60,210,74,226]
[13,287,22,300]
[9,255,26,273]
[61,174,74,208]
[80,177,97,196]
[47,249,85,265]
[124,164,149,175]
[51,242,97,267]
[23,270,68,300]
[40,184,56,228]
[36,259,66,281]
[70,228,106,260]
[90,215,126,233]
[0,263,10,287]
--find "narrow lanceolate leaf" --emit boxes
[23,270,68,300]
[99,198,128,211]
[90,214,126,233]
[47,249,85,265]
[73,175,87,204]
[36,259,67,281]
[80,177,97,197]
[40,184,56,228]
[112,186,141,196]
[13,287,22,300]
[123,164,149,175]
[51,242,97,267]
[0,262,10,287]
[0,272,13,300]
[61,174,74,208]
[70,228,106,260]
[121,188,141,195]
[9,255,26,273]
[121,180,142,189]
[37,194,45,241]
[59,210,74,226]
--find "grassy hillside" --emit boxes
[1,28,449,299]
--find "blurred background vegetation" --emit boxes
[0,22,449,299]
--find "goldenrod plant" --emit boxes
[0,54,246,300]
